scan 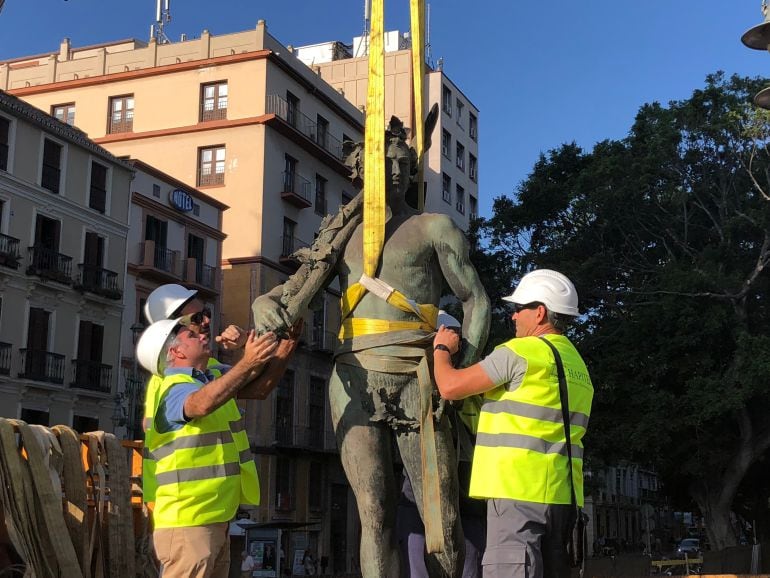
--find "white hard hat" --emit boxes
[437,309,461,329]
[144,284,198,324]
[135,318,183,375]
[503,269,579,316]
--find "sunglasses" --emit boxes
[513,302,542,314]
[188,308,211,325]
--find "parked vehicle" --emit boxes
[676,538,700,556]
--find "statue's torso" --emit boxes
[338,212,443,321]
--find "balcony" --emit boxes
[18,348,65,384]
[75,264,122,300]
[279,234,309,267]
[266,94,344,160]
[281,171,312,208]
[184,258,218,293]
[200,102,227,122]
[70,359,112,393]
[0,342,11,375]
[0,233,20,269]
[26,246,73,284]
[136,240,181,281]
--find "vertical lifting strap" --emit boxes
[410,0,426,211]
[364,0,386,278]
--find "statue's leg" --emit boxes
[396,397,465,578]
[329,363,400,578]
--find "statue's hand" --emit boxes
[252,294,292,335]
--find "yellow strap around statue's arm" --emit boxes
[410,0,426,211]
[364,0,386,278]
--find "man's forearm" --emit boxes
[184,359,264,419]
[237,356,291,400]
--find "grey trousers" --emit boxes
[482,499,574,578]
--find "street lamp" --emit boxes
[124,322,146,439]
[742,1,770,109]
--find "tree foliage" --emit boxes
[478,73,770,547]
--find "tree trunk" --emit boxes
[691,489,737,550]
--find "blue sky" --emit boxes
[1,1,769,218]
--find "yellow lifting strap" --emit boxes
[339,282,438,340]
[410,0,426,211]
[363,0,386,278]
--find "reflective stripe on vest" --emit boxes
[145,370,260,527]
[469,334,593,505]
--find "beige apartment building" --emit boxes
[297,32,481,227]
[0,22,364,572]
[0,89,133,431]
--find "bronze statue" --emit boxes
[252,111,490,578]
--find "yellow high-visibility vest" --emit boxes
[469,334,593,505]
[145,371,260,528]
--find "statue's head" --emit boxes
[343,115,418,201]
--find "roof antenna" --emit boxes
[150,0,172,44]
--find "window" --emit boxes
[200,81,228,122]
[41,139,62,194]
[456,99,464,127]
[188,233,205,283]
[282,217,297,257]
[145,214,171,271]
[442,173,452,204]
[442,85,452,116]
[82,231,105,283]
[469,153,478,182]
[286,91,300,128]
[456,184,465,215]
[341,190,354,205]
[72,415,99,434]
[52,103,76,126]
[468,195,479,221]
[441,130,451,158]
[89,161,108,213]
[456,142,465,172]
[198,145,225,186]
[276,369,294,444]
[108,95,134,134]
[74,320,105,390]
[315,174,327,216]
[0,116,8,171]
[276,457,295,510]
[469,112,478,141]
[308,376,325,449]
[152,183,161,198]
[308,461,323,511]
[20,408,49,426]
[316,114,329,148]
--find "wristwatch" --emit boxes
[434,344,451,353]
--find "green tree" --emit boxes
[480,73,770,549]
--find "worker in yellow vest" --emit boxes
[432,270,593,578]
[135,317,289,578]
[141,284,250,503]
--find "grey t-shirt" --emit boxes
[479,346,529,392]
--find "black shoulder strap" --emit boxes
[538,336,577,509]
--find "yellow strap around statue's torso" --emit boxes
[339,282,438,340]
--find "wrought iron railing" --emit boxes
[200,102,227,122]
[152,245,176,273]
[27,246,73,283]
[19,348,65,384]
[76,263,122,299]
[280,234,309,259]
[0,233,20,269]
[70,359,112,393]
[197,263,216,289]
[266,94,344,160]
[0,342,11,375]
[282,171,312,203]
